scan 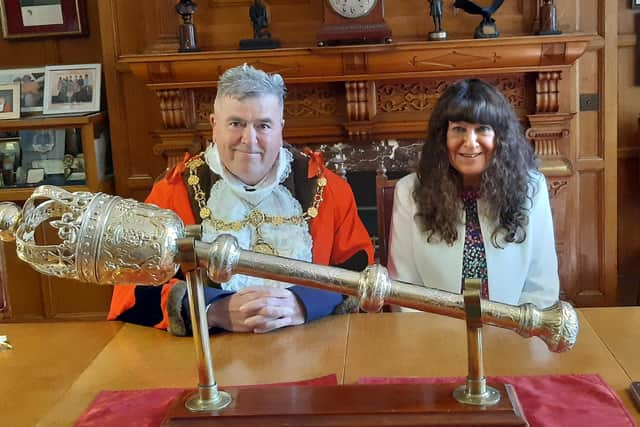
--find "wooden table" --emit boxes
[582,307,640,380]
[0,322,122,427]
[346,311,640,425]
[1,309,635,426]
[36,315,350,427]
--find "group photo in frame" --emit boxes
[0,82,20,119]
[43,63,101,114]
[0,67,45,113]
[0,0,88,39]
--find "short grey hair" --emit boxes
[215,63,287,112]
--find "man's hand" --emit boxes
[207,286,305,333]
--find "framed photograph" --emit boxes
[634,0,640,9]
[25,167,45,184]
[0,137,21,164]
[43,63,101,114]
[0,0,88,39]
[19,128,65,169]
[0,67,45,113]
[0,82,20,120]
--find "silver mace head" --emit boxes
[1,185,184,285]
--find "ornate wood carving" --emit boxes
[194,89,216,122]
[346,81,375,121]
[377,81,438,113]
[535,71,561,113]
[548,179,569,198]
[377,76,527,116]
[157,89,196,129]
[152,129,204,169]
[526,113,574,176]
[286,85,338,118]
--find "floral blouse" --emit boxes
[461,189,489,299]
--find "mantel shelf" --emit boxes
[120,33,597,88]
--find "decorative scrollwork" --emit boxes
[194,89,216,122]
[285,85,338,118]
[548,180,568,197]
[377,75,526,116]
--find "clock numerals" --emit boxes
[329,0,377,19]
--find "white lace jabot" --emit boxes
[201,144,313,291]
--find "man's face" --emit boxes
[210,95,284,186]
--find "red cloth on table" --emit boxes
[358,374,636,427]
[74,374,338,427]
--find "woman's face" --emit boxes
[446,121,496,187]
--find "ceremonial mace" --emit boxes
[0,187,578,426]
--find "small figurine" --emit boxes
[536,0,562,35]
[428,0,447,41]
[453,0,504,39]
[175,0,199,52]
[240,0,280,50]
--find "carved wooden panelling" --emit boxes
[191,85,339,122]
[377,81,442,113]
[285,85,338,118]
[157,89,195,129]
[536,71,561,113]
[194,89,216,122]
[377,75,527,117]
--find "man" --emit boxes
[108,64,373,336]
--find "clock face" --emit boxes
[328,0,378,19]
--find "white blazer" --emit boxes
[387,171,559,308]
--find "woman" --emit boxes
[387,79,559,308]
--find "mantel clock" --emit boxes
[317,0,392,46]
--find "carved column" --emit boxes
[526,112,574,176]
[526,108,574,304]
[153,89,201,167]
[344,81,376,140]
[535,71,561,113]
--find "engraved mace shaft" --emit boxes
[197,234,578,353]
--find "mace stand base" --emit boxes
[162,382,527,426]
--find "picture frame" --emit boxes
[25,167,45,184]
[633,0,640,9]
[0,137,21,164]
[0,82,20,120]
[19,128,65,169]
[0,67,45,113]
[43,63,101,115]
[0,0,88,39]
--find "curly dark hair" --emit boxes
[415,78,538,248]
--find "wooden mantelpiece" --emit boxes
[121,34,593,85]
[120,33,596,167]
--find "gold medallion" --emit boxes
[188,175,200,186]
[252,239,277,255]
[199,207,211,220]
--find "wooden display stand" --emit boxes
[163,383,527,426]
